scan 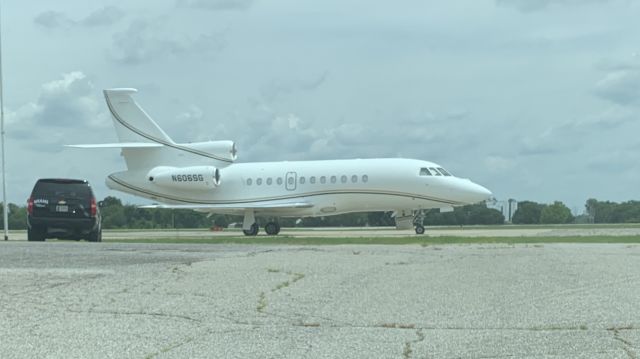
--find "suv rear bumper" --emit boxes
[28,216,99,236]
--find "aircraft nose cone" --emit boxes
[458,180,493,204]
[472,183,493,202]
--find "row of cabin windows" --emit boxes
[246,174,369,186]
[419,167,452,177]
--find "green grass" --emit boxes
[104,235,640,245]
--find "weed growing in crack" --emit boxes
[257,292,267,313]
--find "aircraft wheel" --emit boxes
[265,222,280,236]
[415,225,425,235]
[243,223,259,236]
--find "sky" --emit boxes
[1,0,639,213]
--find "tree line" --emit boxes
[3,196,640,229]
[511,201,574,224]
[3,195,503,229]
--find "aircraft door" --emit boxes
[285,172,297,191]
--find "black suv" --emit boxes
[27,179,102,242]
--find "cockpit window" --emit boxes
[437,167,452,176]
[419,168,432,176]
[429,167,442,176]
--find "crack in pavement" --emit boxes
[256,269,306,314]
[608,326,637,359]
[65,308,203,323]
[402,329,425,359]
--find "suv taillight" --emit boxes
[27,197,34,215]
[90,197,97,217]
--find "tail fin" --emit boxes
[103,88,174,145]
[69,88,236,172]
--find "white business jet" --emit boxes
[70,89,492,235]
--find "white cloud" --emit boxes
[7,72,109,147]
[110,18,226,65]
[593,70,640,106]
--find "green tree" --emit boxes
[540,201,574,224]
[512,201,546,224]
[1,203,28,230]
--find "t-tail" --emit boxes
[68,88,238,171]
[67,88,236,197]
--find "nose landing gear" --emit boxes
[414,210,426,235]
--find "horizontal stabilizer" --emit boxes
[66,143,164,149]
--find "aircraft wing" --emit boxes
[139,201,313,210]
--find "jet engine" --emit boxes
[147,166,221,190]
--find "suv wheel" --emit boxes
[28,227,46,242]
[88,229,102,242]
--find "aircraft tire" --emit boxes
[415,225,425,235]
[243,223,259,236]
[265,222,280,236]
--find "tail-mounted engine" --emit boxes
[147,166,221,191]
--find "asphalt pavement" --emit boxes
[1,241,638,358]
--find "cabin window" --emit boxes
[330,176,337,184]
[419,168,432,176]
[256,178,263,185]
[277,177,283,185]
[300,177,306,184]
[437,167,452,176]
[266,178,273,185]
[246,178,252,186]
[362,175,369,183]
[288,177,294,185]
[351,175,358,183]
[341,175,347,183]
[310,176,316,184]
[429,167,441,176]
[320,176,326,184]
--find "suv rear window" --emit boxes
[33,180,92,198]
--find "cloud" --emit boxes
[518,107,637,156]
[81,6,126,27]
[484,156,516,173]
[6,72,109,151]
[260,72,328,102]
[177,0,255,11]
[593,69,640,106]
[110,18,226,65]
[496,0,612,12]
[34,6,124,29]
[33,11,74,29]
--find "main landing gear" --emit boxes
[264,222,281,236]
[242,210,281,236]
[243,223,259,236]
[241,222,281,236]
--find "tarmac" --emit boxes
[6,224,640,241]
[1,233,640,358]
